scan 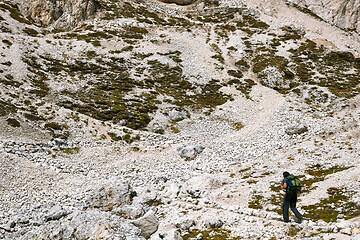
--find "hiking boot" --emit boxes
[295,216,303,223]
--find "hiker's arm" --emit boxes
[281,182,287,190]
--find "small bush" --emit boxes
[6,118,20,127]
[45,122,66,130]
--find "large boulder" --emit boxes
[86,182,137,211]
[132,209,159,239]
[285,124,309,135]
[259,66,291,90]
[167,109,189,121]
[177,143,205,160]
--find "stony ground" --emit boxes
[1,84,359,239]
[0,0,360,239]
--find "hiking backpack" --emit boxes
[287,174,302,192]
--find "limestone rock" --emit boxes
[175,219,196,230]
[157,229,182,240]
[177,143,205,160]
[285,124,309,135]
[24,210,144,239]
[113,205,145,220]
[340,227,353,235]
[86,182,136,211]
[25,223,76,240]
[259,66,291,90]
[203,219,224,228]
[162,182,181,199]
[45,205,70,221]
[17,0,101,30]
[286,0,360,34]
[52,138,67,147]
[134,188,162,207]
[132,209,159,239]
[167,109,189,121]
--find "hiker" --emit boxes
[281,171,303,223]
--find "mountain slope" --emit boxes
[0,0,360,239]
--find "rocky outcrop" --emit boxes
[167,109,189,121]
[259,66,291,90]
[22,210,145,240]
[86,182,136,211]
[286,0,360,34]
[17,0,101,29]
[177,143,205,160]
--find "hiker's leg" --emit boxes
[290,192,303,220]
[283,193,290,222]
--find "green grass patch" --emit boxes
[44,122,68,130]
[233,122,244,131]
[23,28,39,36]
[248,193,264,210]
[303,187,360,222]
[62,147,80,154]
[182,229,241,240]
[0,100,16,116]
[289,3,324,21]
[2,39,12,47]
[300,164,353,193]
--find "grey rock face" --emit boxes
[286,0,360,34]
[132,209,159,239]
[18,0,101,29]
[177,143,205,160]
